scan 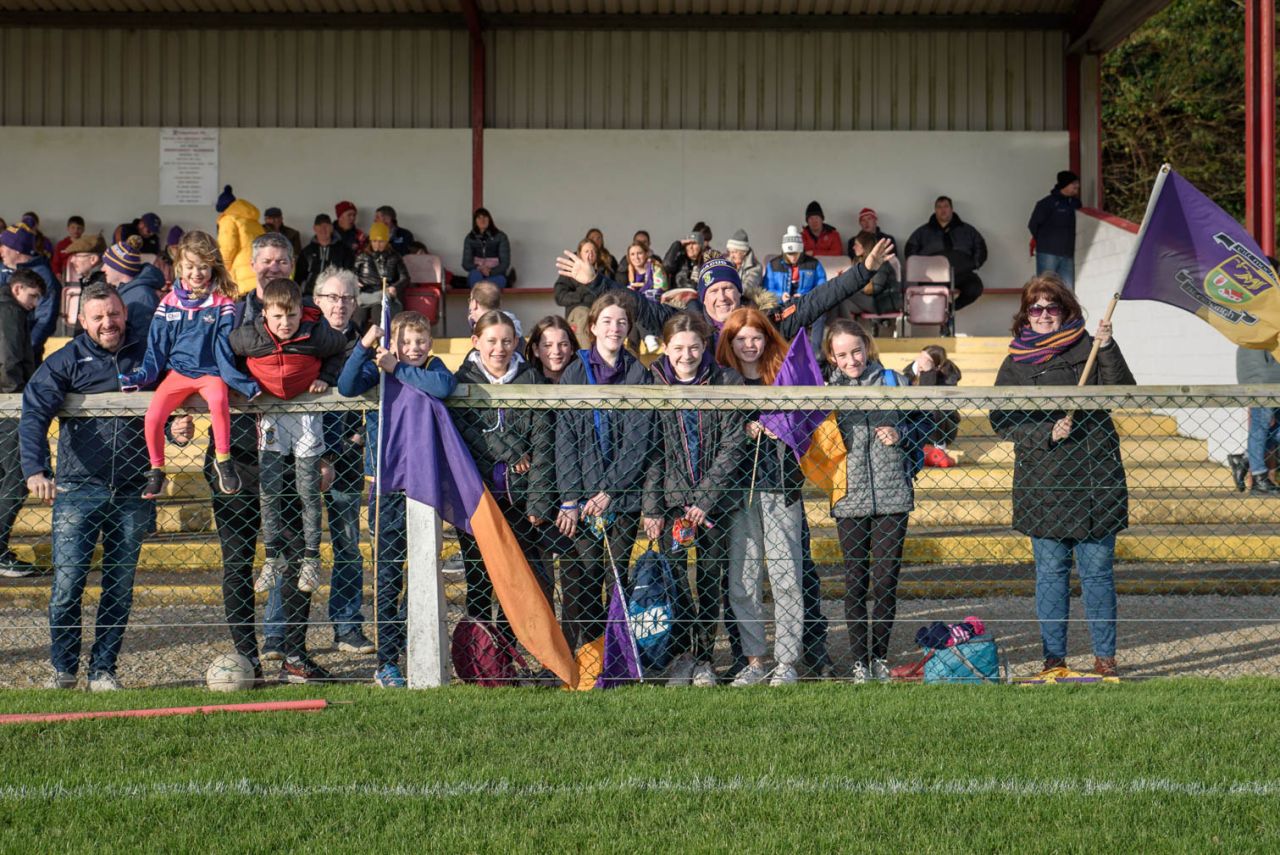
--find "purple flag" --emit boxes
[758,328,829,458]
[1122,167,1280,353]
[597,573,642,687]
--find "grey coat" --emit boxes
[1236,346,1280,385]
[829,363,915,519]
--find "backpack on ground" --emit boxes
[627,545,678,671]
[451,617,527,687]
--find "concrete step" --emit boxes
[951,436,1207,466]
[913,463,1234,491]
[956,411,1181,438]
[8,524,1276,574]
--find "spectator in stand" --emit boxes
[1229,340,1280,494]
[355,222,410,319]
[724,230,763,294]
[20,214,54,259]
[297,213,355,295]
[902,344,962,468]
[22,284,152,691]
[334,200,366,256]
[0,270,45,579]
[905,196,988,312]
[262,207,303,259]
[462,207,511,288]
[620,240,669,295]
[803,201,843,256]
[633,230,653,253]
[584,228,618,279]
[52,216,85,280]
[310,267,375,654]
[849,208,897,259]
[62,233,108,287]
[468,280,524,344]
[374,206,415,258]
[0,218,6,232]
[215,184,267,296]
[525,315,579,384]
[838,230,901,319]
[102,236,164,349]
[1028,170,1083,288]
[663,229,722,291]
[555,238,604,314]
[137,213,162,256]
[763,226,827,302]
[0,222,59,355]
[990,273,1134,679]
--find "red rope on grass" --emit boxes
[0,699,328,725]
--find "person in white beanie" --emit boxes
[762,226,827,302]
[724,229,762,293]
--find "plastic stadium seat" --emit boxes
[403,254,445,328]
[903,255,955,335]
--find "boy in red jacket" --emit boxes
[231,278,349,595]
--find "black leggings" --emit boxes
[837,513,908,664]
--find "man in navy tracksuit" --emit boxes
[21,284,153,691]
[1028,170,1083,288]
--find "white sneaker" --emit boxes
[88,673,121,692]
[851,662,871,684]
[731,663,768,687]
[46,670,76,689]
[769,664,799,686]
[666,655,695,687]
[871,658,891,682]
[255,556,287,594]
[297,557,321,594]
[692,661,718,687]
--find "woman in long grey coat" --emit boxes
[991,273,1134,679]
[823,319,914,684]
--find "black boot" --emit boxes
[1251,473,1280,495]
[1228,454,1247,492]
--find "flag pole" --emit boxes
[746,431,762,506]
[372,275,389,650]
[600,527,644,686]
[1078,163,1172,387]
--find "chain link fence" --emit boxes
[2,384,1278,688]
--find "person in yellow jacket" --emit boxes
[215,185,266,296]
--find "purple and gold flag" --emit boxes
[758,328,829,458]
[1122,166,1280,354]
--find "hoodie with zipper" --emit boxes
[828,362,914,519]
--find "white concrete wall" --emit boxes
[1074,210,1245,459]
[2,126,1066,335]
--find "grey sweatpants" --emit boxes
[727,493,806,666]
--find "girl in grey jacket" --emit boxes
[823,319,914,683]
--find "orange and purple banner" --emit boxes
[378,380,578,688]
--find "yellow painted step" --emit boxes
[914,464,1234,492]
[952,436,1208,466]
[956,411,1182,438]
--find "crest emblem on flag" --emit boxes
[1175,233,1278,326]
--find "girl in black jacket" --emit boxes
[554,292,651,652]
[462,207,512,288]
[642,312,746,687]
[452,310,554,626]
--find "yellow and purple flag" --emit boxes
[378,380,579,688]
[1122,166,1280,354]
[755,329,849,505]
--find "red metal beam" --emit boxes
[1244,0,1276,256]
[1066,54,1081,177]
[463,0,485,213]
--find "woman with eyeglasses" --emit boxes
[991,273,1134,679]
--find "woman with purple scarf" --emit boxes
[990,273,1135,679]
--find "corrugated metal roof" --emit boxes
[0,0,1076,14]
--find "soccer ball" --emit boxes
[205,653,257,692]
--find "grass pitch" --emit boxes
[1,680,1278,852]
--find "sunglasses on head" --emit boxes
[1028,303,1064,318]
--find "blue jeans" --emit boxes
[325,487,365,637]
[1246,407,1280,475]
[1035,253,1075,288]
[1031,534,1117,659]
[48,489,151,676]
[467,269,508,288]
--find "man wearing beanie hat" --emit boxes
[262,207,303,258]
[216,185,266,296]
[849,208,897,260]
[334,201,367,255]
[0,223,59,355]
[101,235,164,347]
[802,200,843,256]
[1028,170,1082,287]
[764,225,828,302]
[724,229,762,293]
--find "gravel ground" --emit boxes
[3,594,1279,688]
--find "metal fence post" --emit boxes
[405,498,449,687]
